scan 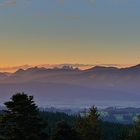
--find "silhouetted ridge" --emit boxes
[120,64,140,74]
[84,66,119,73]
[127,64,140,70]
[26,67,47,73]
[13,66,79,76]
[12,64,140,76]
[14,69,25,74]
[60,65,79,71]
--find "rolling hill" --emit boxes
[0,65,140,107]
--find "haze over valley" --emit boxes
[0,64,140,108]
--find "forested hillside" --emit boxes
[0,93,139,140]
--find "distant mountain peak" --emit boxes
[27,67,47,72]
[131,64,140,68]
[52,65,79,71]
[120,64,140,74]
[15,68,25,74]
[12,64,140,77]
[61,65,79,71]
[85,65,118,72]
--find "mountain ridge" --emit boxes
[0,64,140,75]
[0,64,140,107]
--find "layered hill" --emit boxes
[0,65,140,107]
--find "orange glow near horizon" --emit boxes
[0,64,136,73]
[0,0,140,72]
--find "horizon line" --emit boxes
[0,63,138,73]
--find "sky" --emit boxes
[0,0,140,71]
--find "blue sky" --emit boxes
[0,0,140,68]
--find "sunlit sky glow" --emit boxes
[0,0,140,71]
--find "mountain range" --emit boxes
[0,64,140,107]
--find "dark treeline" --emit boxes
[0,93,139,140]
[41,111,132,140]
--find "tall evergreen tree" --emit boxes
[0,93,47,140]
[51,120,79,140]
[75,106,102,140]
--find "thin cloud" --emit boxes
[0,0,16,7]
[0,65,31,72]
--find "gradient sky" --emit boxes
[0,0,140,69]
